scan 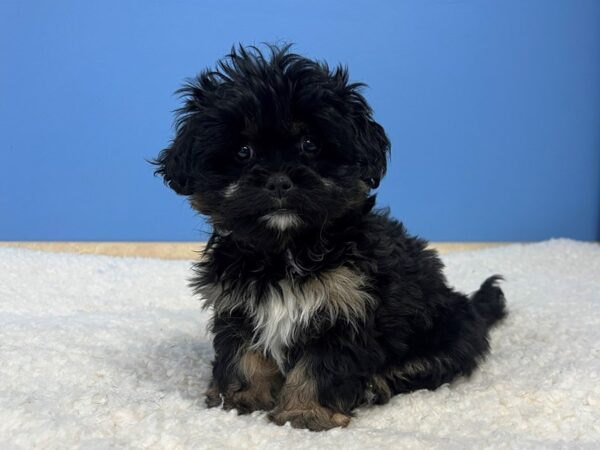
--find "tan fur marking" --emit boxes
[223,182,239,198]
[304,266,375,325]
[381,355,456,392]
[400,358,432,376]
[390,355,454,380]
[357,179,370,193]
[204,381,222,408]
[189,194,206,213]
[222,350,283,413]
[369,374,392,404]
[269,359,351,431]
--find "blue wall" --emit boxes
[1,0,599,241]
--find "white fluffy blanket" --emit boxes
[1,240,599,449]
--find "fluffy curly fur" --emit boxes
[153,44,507,431]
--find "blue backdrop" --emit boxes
[1,0,599,241]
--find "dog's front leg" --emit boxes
[268,354,359,431]
[205,313,283,413]
[221,349,283,413]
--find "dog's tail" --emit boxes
[471,275,507,327]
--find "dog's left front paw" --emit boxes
[268,406,350,431]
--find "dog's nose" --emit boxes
[265,174,294,198]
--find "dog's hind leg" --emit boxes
[383,277,507,395]
[383,353,474,394]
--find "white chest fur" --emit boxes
[251,267,375,370]
[250,279,323,370]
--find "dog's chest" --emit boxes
[250,279,325,370]
[200,264,374,370]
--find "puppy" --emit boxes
[153,44,507,431]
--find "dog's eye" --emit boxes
[236,145,255,163]
[300,137,319,154]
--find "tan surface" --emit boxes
[0,241,510,259]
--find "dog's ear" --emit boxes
[353,115,390,189]
[153,80,212,196]
[331,67,391,189]
[153,125,196,195]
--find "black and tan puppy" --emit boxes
[154,44,507,431]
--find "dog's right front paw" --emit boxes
[268,406,350,431]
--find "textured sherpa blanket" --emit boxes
[1,240,599,449]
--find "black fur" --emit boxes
[153,44,507,430]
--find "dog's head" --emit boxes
[154,44,390,244]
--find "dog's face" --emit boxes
[154,45,390,244]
